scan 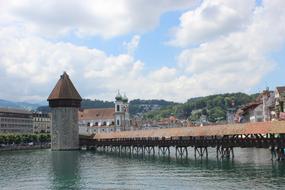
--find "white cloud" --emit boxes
[170,0,285,97]
[0,0,197,38]
[149,67,177,82]
[169,0,256,47]
[123,35,141,55]
[0,27,145,101]
[0,0,285,103]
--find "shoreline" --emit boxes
[0,144,50,152]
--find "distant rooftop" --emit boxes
[276,86,285,94]
[0,107,32,114]
[79,108,114,120]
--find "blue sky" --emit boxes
[0,0,284,103]
[59,10,184,71]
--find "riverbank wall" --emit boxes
[0,144,50,151]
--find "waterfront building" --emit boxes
[32,112,52,133]
[235,88,275,123]
[78,92,131,135]
[48,72,82,150]
[141,116,186,130]
[78,108,115,135]
[226,100,236,124]
[0,108,33,133]
[275,86,285,119]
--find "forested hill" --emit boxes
[36,93,258,121]
[81,99,114,109]
[36,99,176,115]
[37,99,114,112]
[129,99,177,116]
[144,92,259,122]
[0,99,41,110]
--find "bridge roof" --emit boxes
[94,121,285,140]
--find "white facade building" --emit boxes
[0,108,33,133]
[78,108,115,135]
[79,92,131,135]
[33,112,52,133]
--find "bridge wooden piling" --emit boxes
[79,121,285,160]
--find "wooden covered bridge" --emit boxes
[79,121,285,160]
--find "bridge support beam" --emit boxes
[121,146,132,154]
[194,147,208,159]
[175,146,188,159]
[110,146,120,154]
[275,147,285,161]
[270,147,277,160]
[217,146,234,159]
[158,146,170,157]
[143,146,155,156]
[132,146,143,156]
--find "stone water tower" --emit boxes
[48,72,82,150]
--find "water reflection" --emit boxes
[1,149,285,189]
[50,151,80,190]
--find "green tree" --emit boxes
[15,135,22,144]
[0,135,5,144]
[32,134,38,143]
[208,107,226,122]
[7,134,16,144]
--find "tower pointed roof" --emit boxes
[115,90,123,101]
[122,93,128,103]
[48,72,82,101]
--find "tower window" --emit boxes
[117,120,120,126]
[117,105,120,112]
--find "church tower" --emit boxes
[114,91,124,131]
[122,93,130,129]
[114,91,130,131]
[48,72,82,150]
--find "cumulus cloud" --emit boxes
[123,35,141,55]
[0,0,285,103]
[171,0,285,97]
[149,67,177,82]
[0,27,144,101]
[0,25,186,101]
[0,0,197,38]
[168,0,256,47]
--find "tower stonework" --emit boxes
[48,72,82,150]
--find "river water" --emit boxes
[0,148,285,190]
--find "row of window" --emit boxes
[0,123,33,128]
[0,113,32,118]
[87,128,115,133]
[33,114,50,118]
[1,129,32,133]
[34,125,50,128]
[0,118,32,123]
[86,121,115,127]
[33,118,51,122]
[33,126,50,133]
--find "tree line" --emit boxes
[144,92,259,122]
[37,98,176,116]
[0,133,50,145]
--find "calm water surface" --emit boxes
[0,148,285,190]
